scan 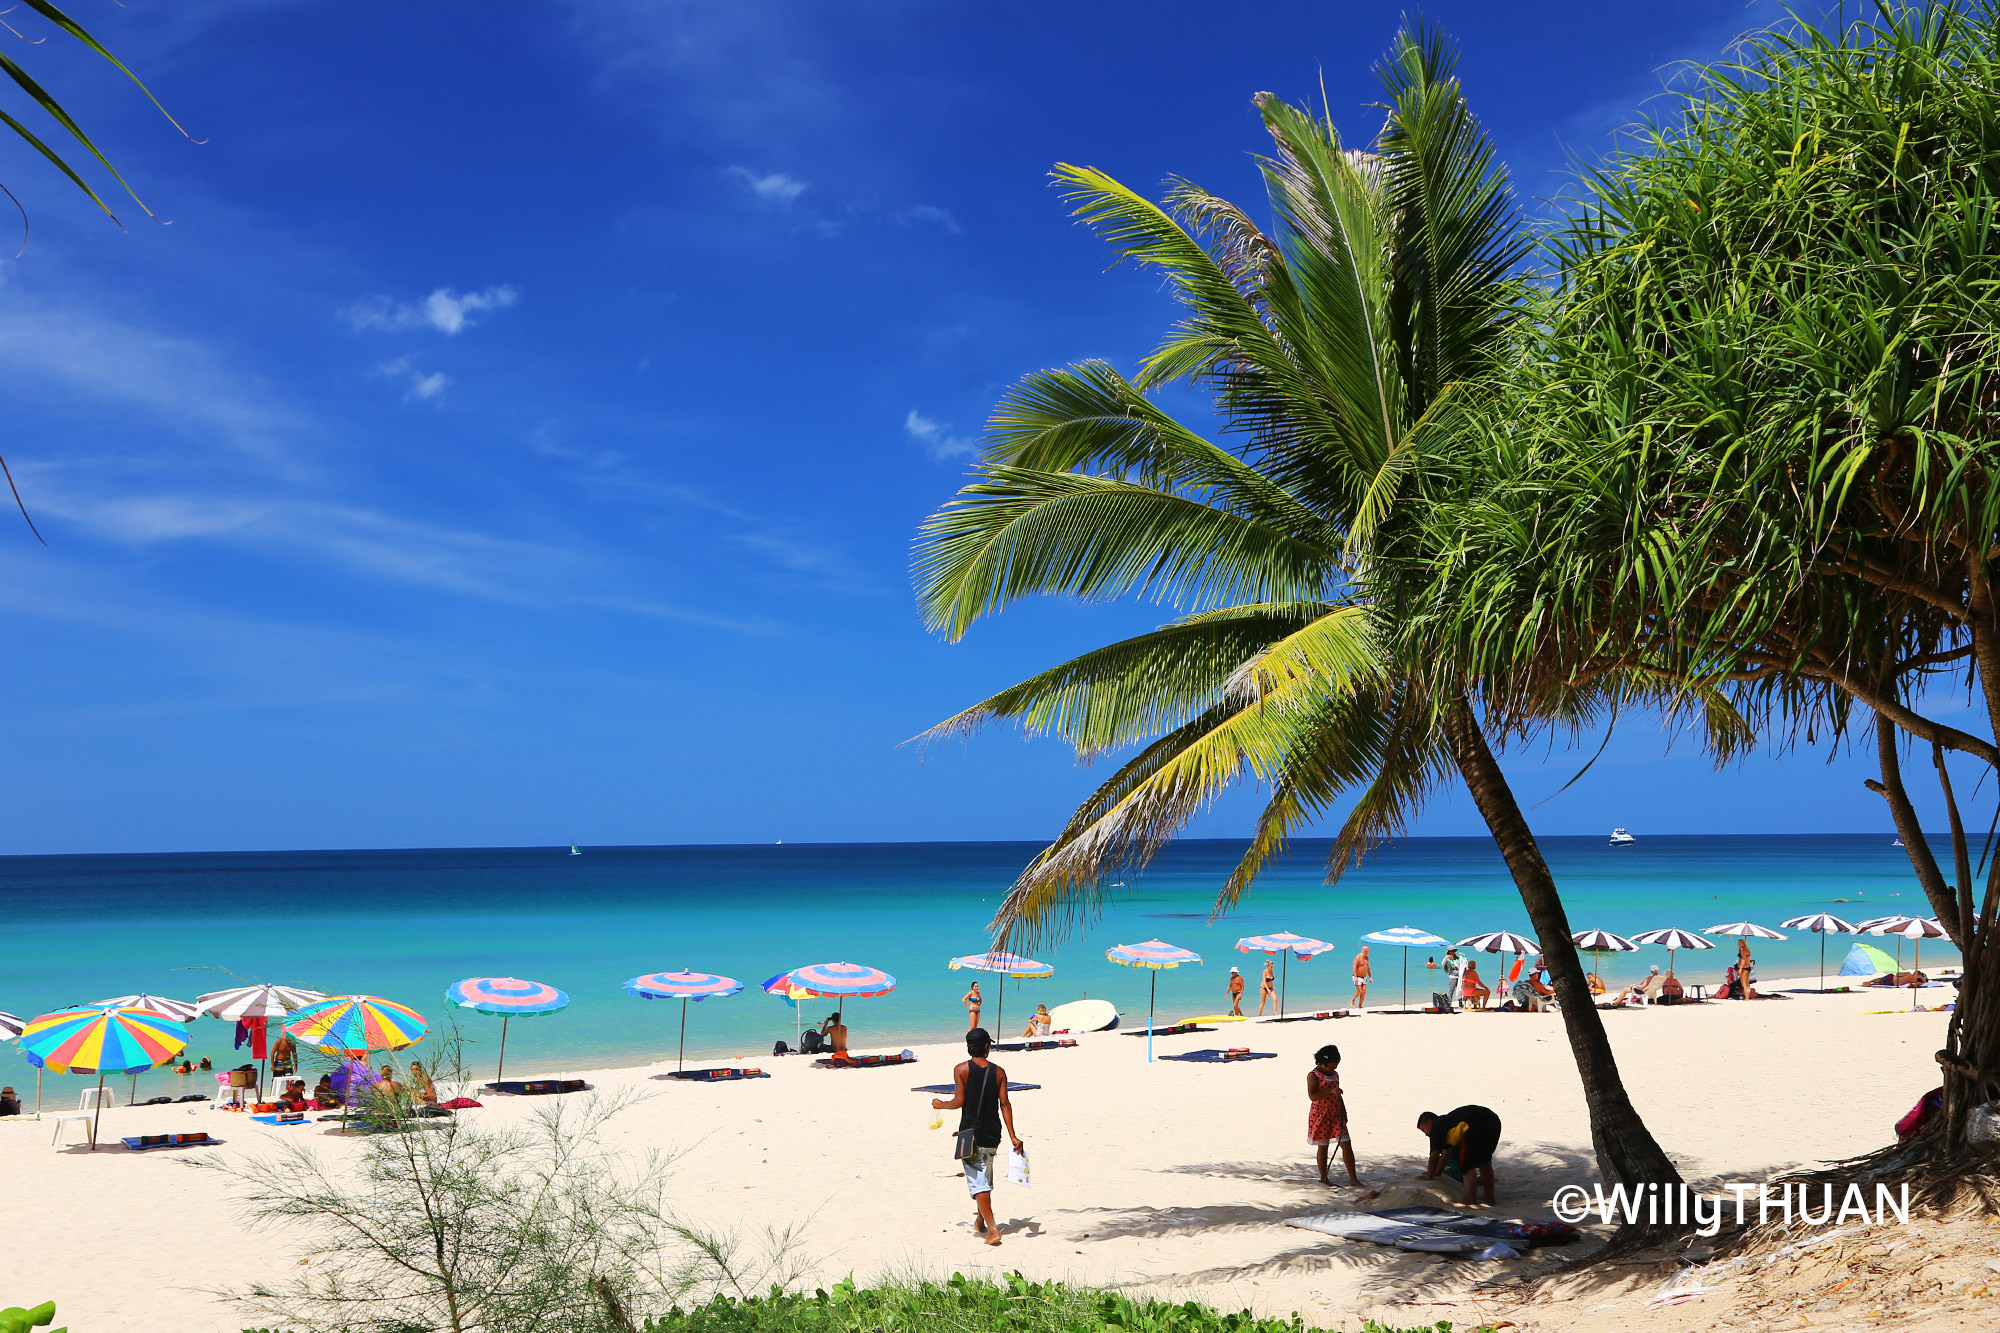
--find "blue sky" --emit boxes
[0,0,1948,854]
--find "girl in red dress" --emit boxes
[1308,1044,1362,1187]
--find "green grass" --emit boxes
[638,1272,1482,1333]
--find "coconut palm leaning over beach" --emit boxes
[1479,1,2000,1201]
[914,24,1692,1208]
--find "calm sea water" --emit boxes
[0,835,1952,1099]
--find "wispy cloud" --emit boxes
[374,356,452,402]
[904,409,975,459]
[346,285,520,335]
[725,166,808,204]
[898,204,962,235]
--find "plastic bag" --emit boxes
[1008,1146,1030,1188]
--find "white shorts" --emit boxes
[963,1146,998,1195]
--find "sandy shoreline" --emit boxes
[8,971,1975,1331]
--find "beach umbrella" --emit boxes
[92,994,201,1022]
[1869,917,1949,1009]
[1570,930,1638,985]
[783,963,897,1052]
[948,951,1054,1035]
[1106,939,1202,1063]
[1839,941,1900,978]
[760,971,812,1049]
[1780,915,1858,993]
[1361,926,1448,1013]
[624,971,743,1072]
[445,976,570,1083]
[1234,933,1333,1018]
[1630,928,1715,978]
[196,984,329,1099]
[1703,922,1787,940]
[285,995,429,1057]
[21,1005,187,1149]
[1455,932,1537,1005]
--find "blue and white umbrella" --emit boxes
[1780,915,1857,992]
[1361,926,1448,1012]
[624,971,742,1072]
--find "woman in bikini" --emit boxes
[1308,1044,1363,1188]
[963,981,982,1031]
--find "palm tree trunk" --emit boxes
[1441,697,1684,1195]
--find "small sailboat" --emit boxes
[1609,827,1636,846]
[569,843,582,856]
[1891,837,1905,848]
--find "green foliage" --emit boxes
[639,1272,1399,1333]
[0,1302,62,1333]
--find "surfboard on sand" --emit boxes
[1182,1014,1249,1024]
[1048,998,1119,1032]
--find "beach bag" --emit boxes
[1895,1088,1943,1140]
[953,1065,996,1161]
[800,1029,824,1054]
[772,1040,790,1056]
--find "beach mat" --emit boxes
[813,1053,916,1069]
[1264,1012,1346,1023]
[1283,1211,1485,1254]
[1159,1048,1277,1063]
[911,1082,1041,1094]
[1123,1023,1212,1037]
[484,1079,590,1096]
[991,1039,1078,1052]
[658,1068,771,1082]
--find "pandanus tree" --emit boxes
[1483,2,2000,1196]
[914,26,1689,1197]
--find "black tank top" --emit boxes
[958,1060,1002,1149]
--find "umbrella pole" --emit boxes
[91,1074,104,1150]
[1280,953,1288,1020]
[996,979,1004,1038]
[1820,935,1827,994]
[678,998,688,1073]
[497,1015,511,1083]
[128,1071,137,1107]
[1147,972,1156,1064]
[1913,938,1922,1010]
[34,1066,42,1116]
[1402,948,1409,1013]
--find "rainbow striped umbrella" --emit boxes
[285,995,428,1057]
[948,951,1053,1034]
[1234,933,1332,1018]
[446,977,570,1083]
[22,1005,188,1149]
[625,971,744,1072]
[1107,940,1202,1062]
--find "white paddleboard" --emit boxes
[1048,998,1119,1032]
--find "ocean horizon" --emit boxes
[1,833,1952,1100]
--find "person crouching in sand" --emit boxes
[1308,1044,1363,1189]
[931,1027,1024,1247]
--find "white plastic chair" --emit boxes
[50,1113,93,1148]
[76,1086,111,1110]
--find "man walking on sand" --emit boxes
[931,1027,1025,1246]
[1227,967,1245,1016]
[1351,946,1371,1010]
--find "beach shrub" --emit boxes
[212,1089,806,1333]
[638,1271,1482,1333]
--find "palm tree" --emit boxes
[915,24,1687,1196]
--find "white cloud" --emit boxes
[346,284,520,335]
[904,409,975,460]
[898,204,962,235]
[725,166,808,204]
[374,356,452,402]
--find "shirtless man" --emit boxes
[963,981,982,1031]
[1227,967,1245,1016]
[1351,946,1372,1010]
[822,1012,849,1055]
[1257,959,1276,1016]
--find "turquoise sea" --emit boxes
[0,835,1954,1101]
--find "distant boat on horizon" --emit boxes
[1892,837,1905,847]
[569,843,582,856]
[1609,828,1636,846]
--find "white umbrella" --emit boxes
[195,984,326,1099]
[1630,927,1714,980]
[1456,932,1537,1001]
[1360,926,1448,1013]
[1703,922,1786,939]
[92,994,200,1021]
[1869,917,1949,1009]
[1780,915,1857,993]
[1571,929,1638,985]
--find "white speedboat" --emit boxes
[1609,827,1636,846]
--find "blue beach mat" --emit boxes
[1159,1048,1276,1063]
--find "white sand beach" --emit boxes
[8,974,1989,1332]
